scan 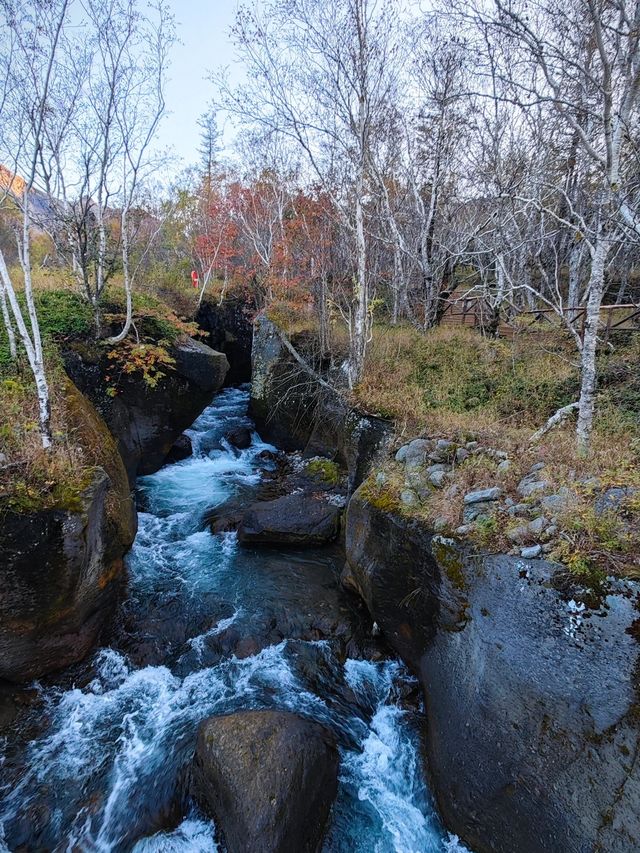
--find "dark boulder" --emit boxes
[237,493,340,546]
[196,296,255,386]
[345,482,640,853]
[0,382,136,682]
[192,710,339,853]
[64,334,228,484]
[250,316,392,491]
[165,433,192,464]
[208,507,244,534]
[172,335,228,393]
[225,426,252,450]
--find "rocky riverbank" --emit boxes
[250,316,392,491]
[63,334,229,484]
[251,314,640,853]
[345,486,640,853]
[1,317,232,686]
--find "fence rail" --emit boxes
[440,296,640,343]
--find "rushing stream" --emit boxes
[0,387,467,852]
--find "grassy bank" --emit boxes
[350,324,640,579]
[354,323,638,445]
[0,284,200,511]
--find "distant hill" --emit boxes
[0,165,56,225]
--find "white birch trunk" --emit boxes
[0,249,52,448]
[106,203,133,344]
[391,243,405,325]
[346,180,368,388]
[318,271,330,356]
[567,240,584,323]
[0,276,17,359]
[576,234,609,453]
[344,29,370,391]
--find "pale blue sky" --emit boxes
[162,0,242,167]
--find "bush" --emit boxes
[0,289,92,368]
[35,290,93,339]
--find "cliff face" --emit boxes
[250,316,392,491]
[0,382,136,683]
[196,297,254,386]
[1,326,230,683]
[345,483,640,853]
[64,335,229,484]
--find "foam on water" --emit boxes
[0,386,470,852]
[132,816,218,852]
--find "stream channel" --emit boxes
[0,386,468,853]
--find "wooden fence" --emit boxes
[440,296,640,343]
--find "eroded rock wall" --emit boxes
[250,316,392,491]
[345,485,640,853]
[0,382,136,683]
[64,335,229,484]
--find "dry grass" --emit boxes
[6,260,77,294]
[353,322,640,578]
[353,322,638,458]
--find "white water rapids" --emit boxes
[0,387,468,853]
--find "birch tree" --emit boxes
[465,0,640,451]
[216,0,400,387]
[0,0,73,448]
[37,0,172,340]
[104,0,174,343]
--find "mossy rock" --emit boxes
[431,535,467,592]
[0,379,136,683]
[62,378,136,551]
[304,458,341,486]
[359,475,403,513]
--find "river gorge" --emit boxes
[1,308,639,853]
[0,386,466,852]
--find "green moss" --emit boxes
[359,475,403,513]
[475,514,499,545]
[305,458,341,486]
[0,374,132,535]
[67,381,135,549]
[431,535,467,591]
[0,468,96,513]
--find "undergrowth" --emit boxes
[0,357,94,512]
[348,323,640,579]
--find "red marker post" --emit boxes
[191,270,199,289]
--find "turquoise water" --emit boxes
[0,388,467,853]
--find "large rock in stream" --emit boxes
[64,334,229,484]
[0,381,136,683]
[344,483,640,853]
[237,493,341,546]
[192,710,339,853]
